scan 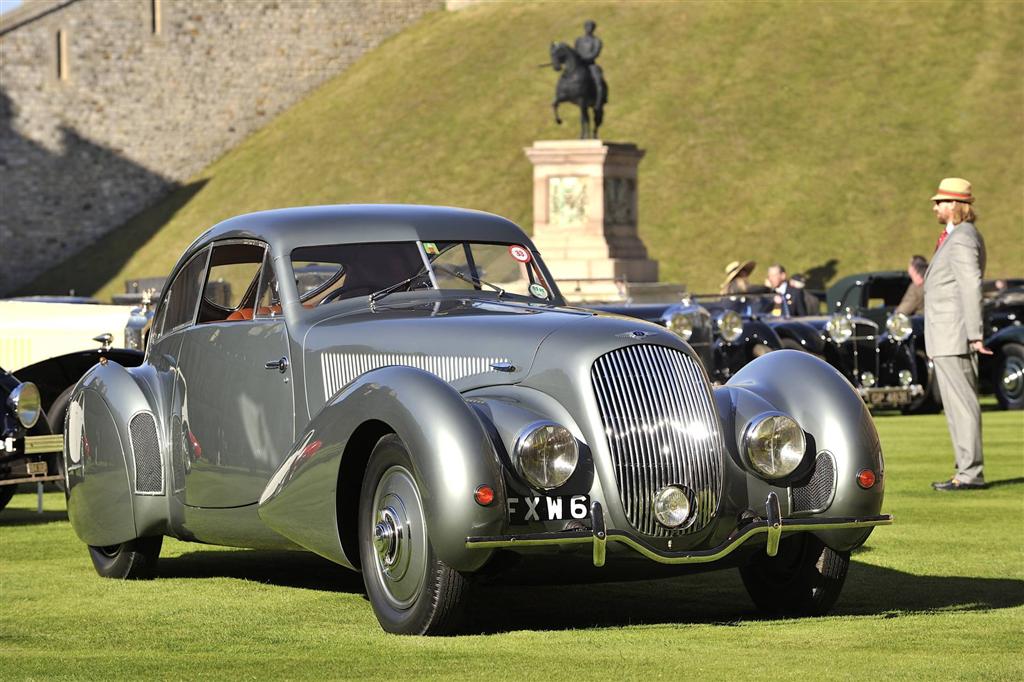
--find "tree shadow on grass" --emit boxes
[155,550,1024,633]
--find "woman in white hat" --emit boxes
[720,259,756,295]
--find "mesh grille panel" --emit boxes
[130,412,163,494]
[792,452,836,512]
[591,345,724,536]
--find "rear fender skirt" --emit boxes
[65,361,168,547]
[722,350,885,551]
[258,365,504,571]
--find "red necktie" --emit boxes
[934,229,948,252]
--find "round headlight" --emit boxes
[668,313,694,340]
[742,413,806,479]
[898,369,914,386]
[717,310,744,343]
[653,486,693,529]
[514,423,579,490]
[886,312,913,341]
[826,314,854,343]
[860,371,877,388]
[6,382,41,429]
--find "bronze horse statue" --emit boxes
[548,42,608,139]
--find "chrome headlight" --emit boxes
[717,310,744,343]
[514,422,579,490]
[742,413,806,479]
[826,314,854,343]
[899,369,914,386]
[886,312,913,341]
[653,485,693,529]
[668,313,694,340]
[6,382,42,429]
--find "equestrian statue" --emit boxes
[546,20,609,139]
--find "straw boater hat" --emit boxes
[931,177,974,203]
[721,259,756,289]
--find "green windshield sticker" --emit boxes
[529,283,549,299]
[423,242,439,256]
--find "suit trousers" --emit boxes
[932,354,984,483]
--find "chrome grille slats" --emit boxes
[321,352,511,399]
[591,345,724,537]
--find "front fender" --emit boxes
[258,366,504,571]
[723,350,885,551]
[771,320,826,355]
[65,360,167,547]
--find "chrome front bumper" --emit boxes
[857,384,923,408]
[466,492,893,568]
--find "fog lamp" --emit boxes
[886,312,913,341]
[6,382,41,429]
[860,371,877,388]
[742,413,806,479]
[717,310,744,343]
[826,314,854,343]
[668,313,694,340]
[898,369,914,386]
[514,422,578,490]
[653,486,692,528]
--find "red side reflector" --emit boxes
[474,485,495,506]
[857,469,877,489]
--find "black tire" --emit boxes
[358,434,468,635]
[739,534,849,616]
[88,536,163,579]
[0,485,15,512]
[993,342,1024,410]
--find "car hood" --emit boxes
[300,296,597,412]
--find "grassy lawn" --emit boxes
[1,404,1021,679]
[22,1,1023,300]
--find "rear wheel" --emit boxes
[88,536,163,579]
[993,343,1024,410]
[740,534,849,616]
[358,434,468,635]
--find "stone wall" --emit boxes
[0,0,439,295]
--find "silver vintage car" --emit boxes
[64,205,891,634]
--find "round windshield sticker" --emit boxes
[509,245,532,263]
[529,283,549,299]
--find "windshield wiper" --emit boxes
[368,273,429,308]
[432,264,505,299]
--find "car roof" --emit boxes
[184,205,535,261]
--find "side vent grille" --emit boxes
[792,452,836,513]
[129,412,163,495]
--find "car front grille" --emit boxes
[791,452,836,513]
[591,344,724,536]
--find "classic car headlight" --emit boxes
[826,314,855,343]
[742,413,806,479]
[653,485,693,529]
[717,310,744,343]
[886,312,913,341]
[668,313,694,340]
[514,422,579,490]
[6,382,42,429]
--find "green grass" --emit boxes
[22,1,1024,300]
[1,406,1022,680]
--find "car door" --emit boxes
[174,240,295,508]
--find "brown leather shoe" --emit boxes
[931,478,987,491]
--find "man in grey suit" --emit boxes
[924,178,992,491]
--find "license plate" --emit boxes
[507,494,590,523]
[869,390,910,406]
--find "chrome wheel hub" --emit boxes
[1003,357,1024,399]
[368,465,427,610]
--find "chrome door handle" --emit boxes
[265,357,288,373]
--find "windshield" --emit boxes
[290,241,558,306]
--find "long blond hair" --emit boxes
[951,201,977,224]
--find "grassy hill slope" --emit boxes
[27,1,1024,300]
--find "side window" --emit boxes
[155,249,209,340]
[197,242,266,323]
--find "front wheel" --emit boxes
[358,434,468,635]
[739,534,849,616]
[993,342,1024,410]
[88,536,163,579]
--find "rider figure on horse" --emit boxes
[574,20,605,106]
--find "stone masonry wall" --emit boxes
[0,0,439,295]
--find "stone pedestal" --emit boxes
[524,140,657,300]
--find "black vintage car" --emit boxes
[1,368,63,510]
[828,272,1024,410]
